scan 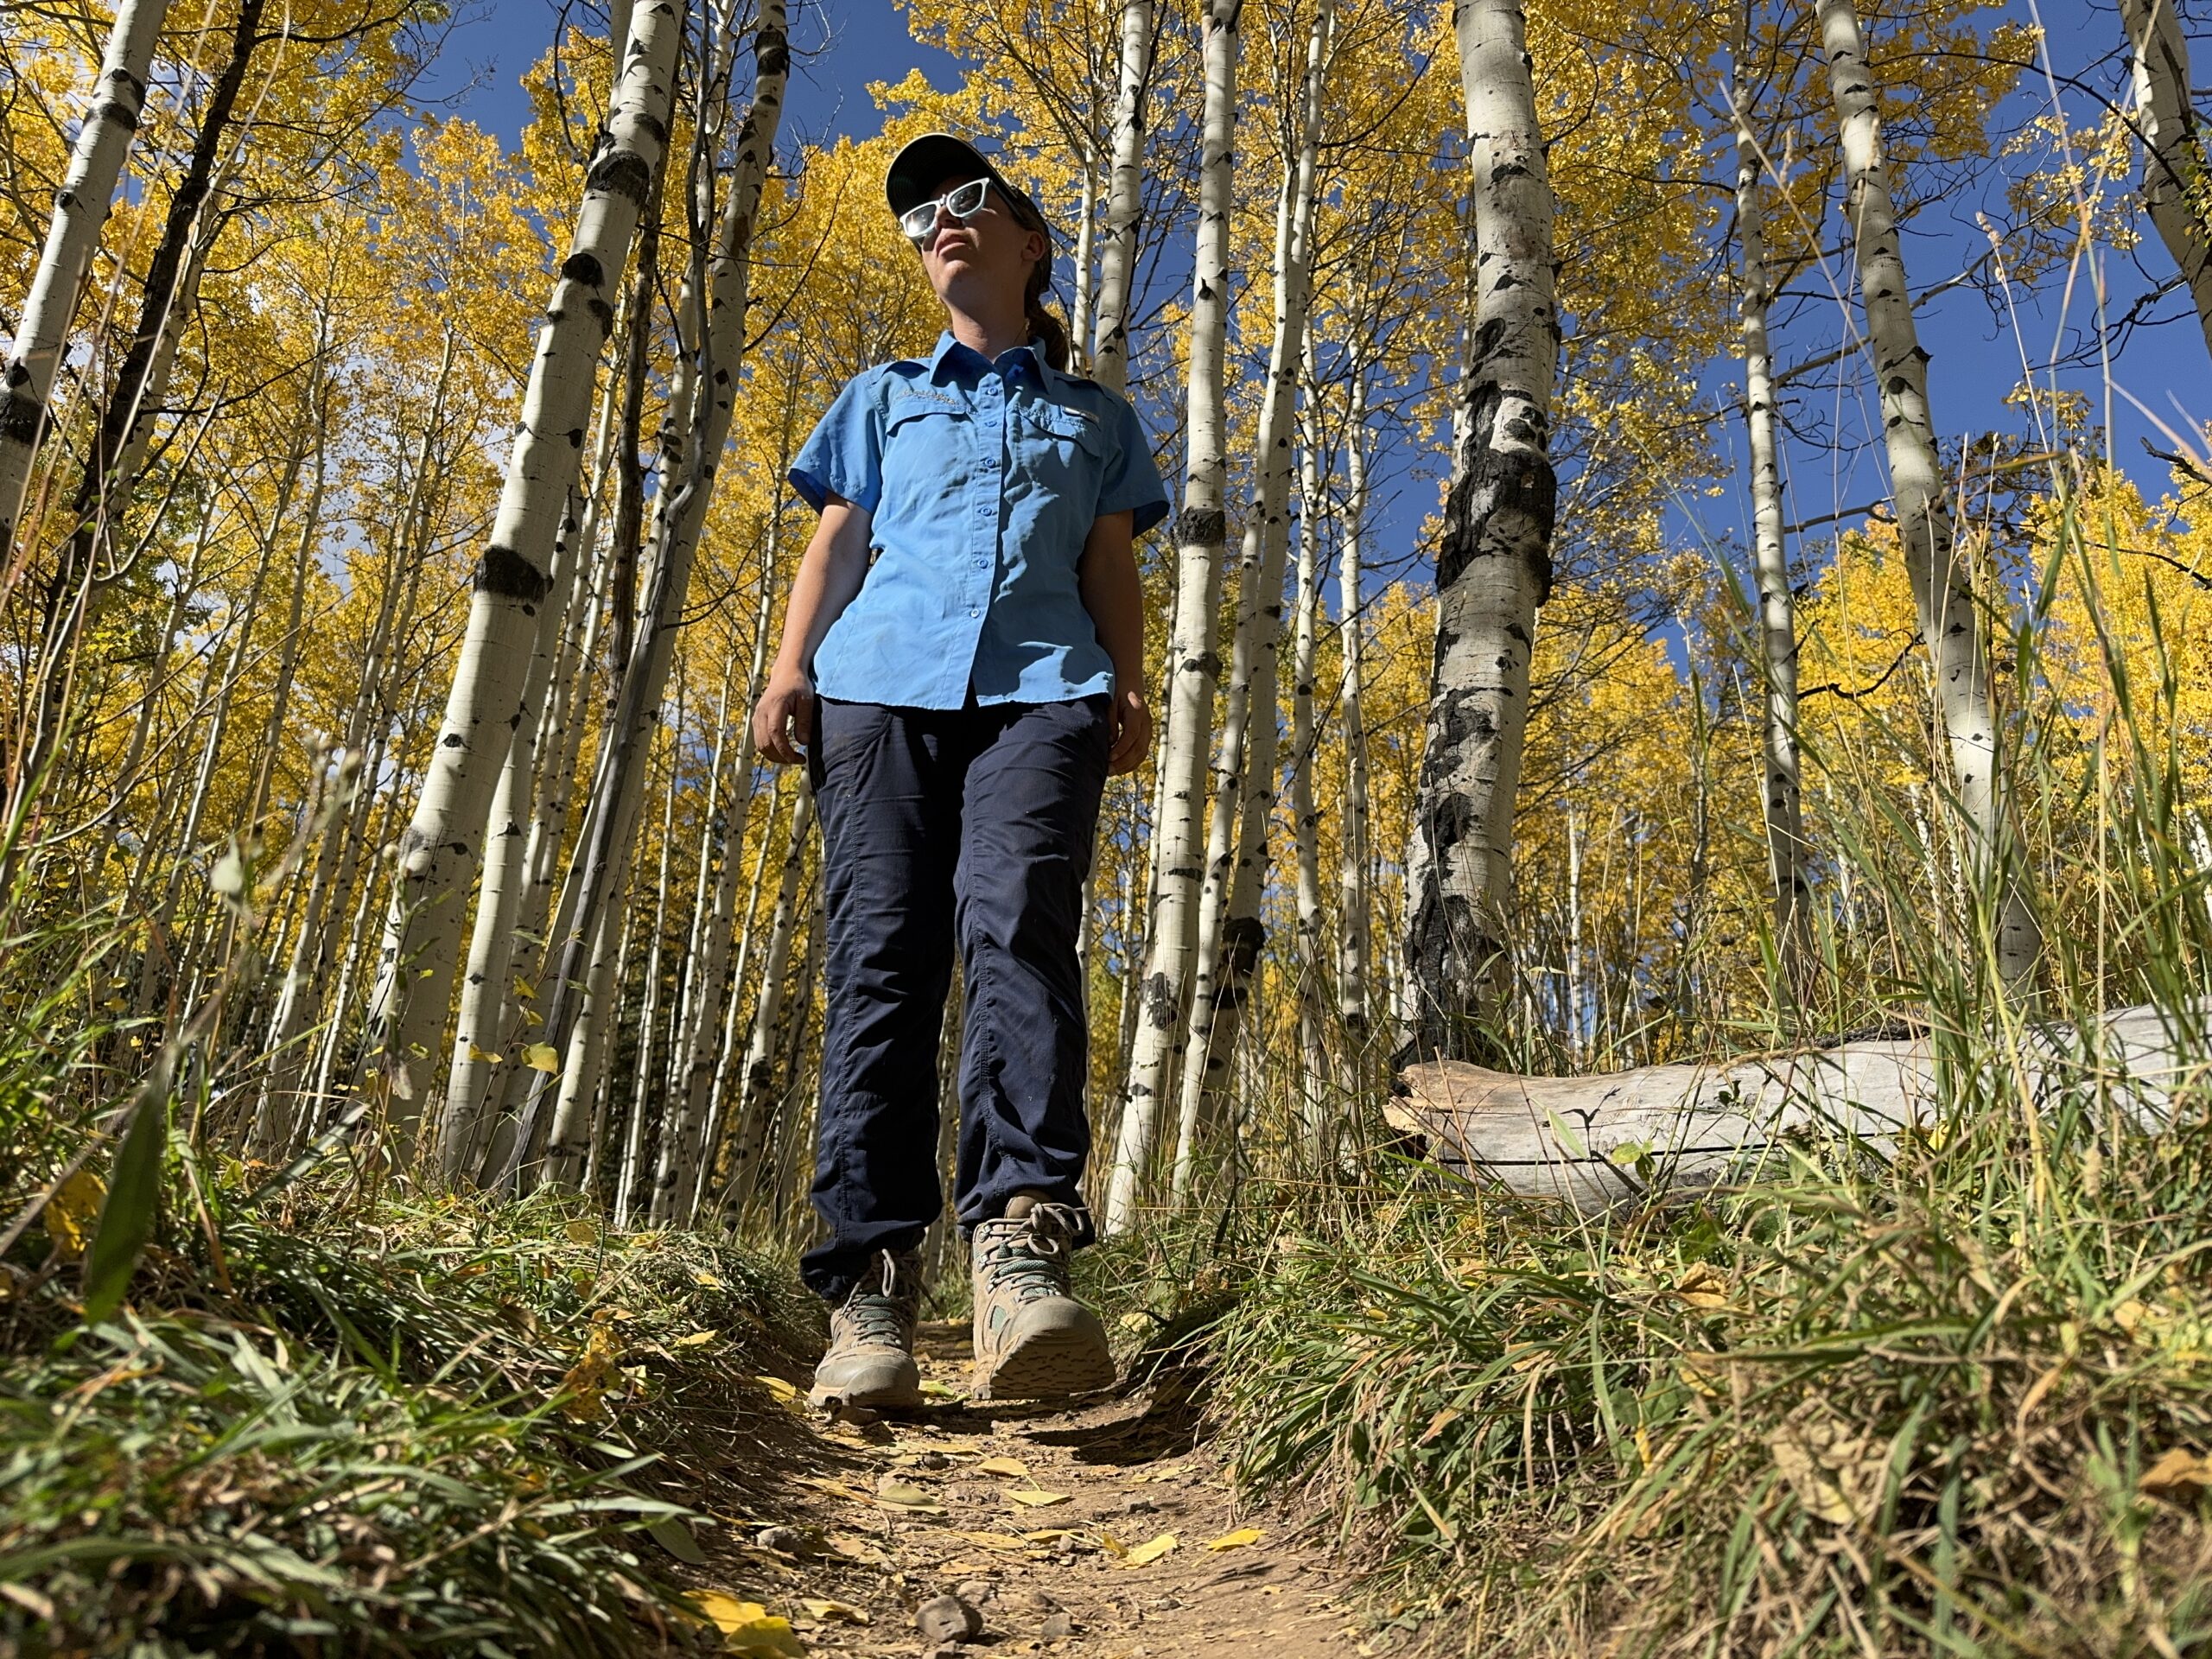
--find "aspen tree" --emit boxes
[0,0,170,562]
[1288,390,1329,1124]
[1090,0,1154,395]
[1335,356,1373,1063]
[1171,0,1332,1202]
[722,783,814,1219]
[1730,47,1809,982]
[2119,0,2212,360]
[1103,0,1240,1236]
[518,1,788,1187]
[613,691,685,1228]
[1402,0,1558,1063]
[1817,0,2041,988]
[365,0,685,1155]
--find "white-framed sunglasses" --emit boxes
[898,177,994,245]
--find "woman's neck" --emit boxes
[945,297,1031,365]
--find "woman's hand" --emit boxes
[753,660,816,765]
[1107,685,1152,776]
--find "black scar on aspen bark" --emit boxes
[588,149,653,213]
[0,391,41,445]
[475,545,554,602]
[1143,970,1177,1027]
[442,733,463,747]
[1176,506,1225,545]
[562,251,605,288]
[90,96,143,131]
[637,112,668,145]
[1434,378,1555,601]
[1220,915,1265,975]
[758,29,791,75]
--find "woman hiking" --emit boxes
[751,133,1169,1408]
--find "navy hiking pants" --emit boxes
[801,694,1110,1302]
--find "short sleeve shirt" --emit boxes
[789,332,1170,709]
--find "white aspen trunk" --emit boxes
[1403,0,1559,1063]
[1089,0,1155,396]
[1071,144,1099,372]
[614,704,685,1227]
[365,0,684,1157]
[1817,0,2042,989]
[693,779,782,1223]
[724,784,814,1214]
[582,897,638,1199]
[2120,0,2212,360]
[1732,52,1810,982]
[1390,1003,2201,1212]
[760,887,824,1228]
[1336,359,1374,1057]
[0,0,169,558]
[1169,0,1332,1201]
[516,4,788,1187]
[652,512,785,1226]
[1102,0,1239,1236]
[1289,394,1329,1129]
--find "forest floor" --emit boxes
[694,1319,1393,1659]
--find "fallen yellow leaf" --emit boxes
[976,1456,1032,1479]
[557,1322,621,1420]
[798,1596,868,1626]
[685,1592,806,1656]
[2142,1447,2212,1499]
[875,1478,943,1510]
[695,1270,726,1289]
[1205,1527,1264,1551]
[42,1169,104,1262]
[1005,1487,1070,1508]
[563,1217,598,1246]
[754,1375,798,1402]
[1121,1531,1178,1567]
[674,1330,718,1348]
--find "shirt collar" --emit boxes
[928,330,1054,387]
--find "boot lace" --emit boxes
[839,1249,914,1347]
[976,1203,1080,1305]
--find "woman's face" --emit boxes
[916,171,1046,312]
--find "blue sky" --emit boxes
[412,0,2209,602]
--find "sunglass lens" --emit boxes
[948,178,988,215]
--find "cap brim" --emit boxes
[886,133,1001,218]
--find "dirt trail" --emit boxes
[705,1320,1375,1658]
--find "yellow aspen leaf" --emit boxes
[42,1169,105,1262]
[467,1043,502,1064]
[1672,1263,1734,1312]
[1021,1529,1076,1542]
[520,1006,544,1027]
[1099,1531,1126,1558]
[798,1597,868,1625]
[557,1322,621,1421]
[976,1456,1031,1479]
[753,1374,798,1402]
[512,976,537,1001]
[564,1218,599,1246]
[874,1477,943,1510]
[674,1330,717,1347]
[694,1270,726,1288]
[523,1042,560,1072]
[1205,1528,1264,1551]
[2142,1448,2212,1499]
[1005,1488,1069,1507]
[685,1592,804,1656]
[1120,1532,1177,1567]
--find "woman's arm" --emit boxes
[1076,508,1150,776]
[752,495,874,764]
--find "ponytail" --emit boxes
[1023,260,1072,373]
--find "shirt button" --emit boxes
[969,607,979,617]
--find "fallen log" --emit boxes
[1386,1002,2207,1212]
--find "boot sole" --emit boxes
[975,1325,1117,1401]
[807,1366,923,1412]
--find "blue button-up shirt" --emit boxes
[789,332,1170,709]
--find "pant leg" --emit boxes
[950,695,1112,1241]
[801,700,961,1301]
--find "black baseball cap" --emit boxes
[886,131,1053,284]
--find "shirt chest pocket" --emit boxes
[881,394,970,507]
[1016,402,1107,502]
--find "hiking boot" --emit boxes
[808,1247,924,1410]
[970,1193,1115,1401]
